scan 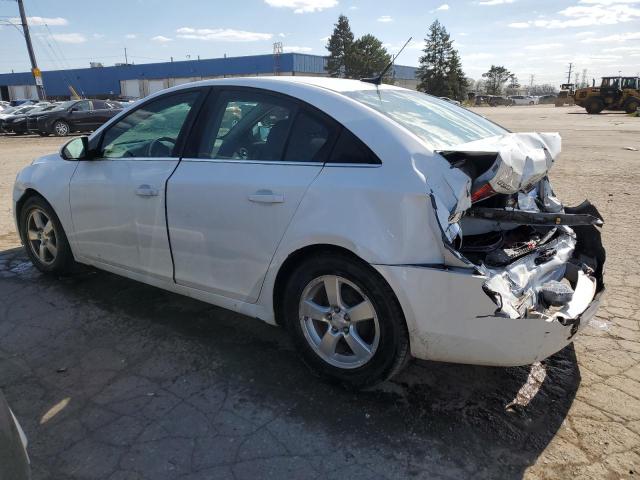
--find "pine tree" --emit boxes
[447,49,467,100]
[326,15,354,77]
[345,34,391,79]
[417,20,454,97]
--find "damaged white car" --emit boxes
[13,77,605,387]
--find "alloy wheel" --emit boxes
[299,275,380,369]
[54,122,69,136]
[26,208,58,265]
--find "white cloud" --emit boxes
[263,0,338,13]
[458,32,469,36]
[478,0,515,5]
[176,27,272,42]
[524,42,563,50]
[283,45,313,52]
[508,2,640,29]
[92,33,105,39]
[579,0,638,4]
[602,45,640,52]
[377,15,393,22]
[435,4,450,11]
[463,52,495,60]
[50,33,86,43]
[125,34,137,39]
[10,16,68,26]
[349,5,358,9]
[575,30,595,37]
[278,32,286,38]
[151,35,173,43]
[582,31,640,43]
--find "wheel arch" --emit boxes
[271,243,406,329]
[15,188,58,242]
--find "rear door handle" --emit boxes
[248,190,284,204]
[135,185,159,197]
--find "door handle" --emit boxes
[248,190,284,204]
[135,185,159,197]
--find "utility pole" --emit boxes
[17,0,45,100]
[124,47,128,65]
[566,62,573,85]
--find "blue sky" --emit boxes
[1,0,639,85]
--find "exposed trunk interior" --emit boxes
[437,135,605,324]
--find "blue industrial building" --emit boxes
[0,53,418,101]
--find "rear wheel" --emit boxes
[282,252,410,388]
[19,196,75,274]
[53,120,70,137]
[585,97,604,114]
[624,99,640,114]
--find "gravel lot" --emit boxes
[0,105,638,479]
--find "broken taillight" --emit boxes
[471,183,496,203]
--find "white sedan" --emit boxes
[510,95,539,105]
[13,77,605,387]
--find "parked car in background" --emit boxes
[9,99,37,107]
[0,390,30,480]
[510,95,539,105]
[2,103,56,135]
[538,94,557,105]
[439,97,461,106]
[34,99,122,137]
[0,105,38,133]
[13,77,605,387]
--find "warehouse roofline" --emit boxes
[0,53,418,99]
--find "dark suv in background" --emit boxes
[34,99,122,137]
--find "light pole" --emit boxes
[17,0,46,99]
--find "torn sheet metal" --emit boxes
[440,132,562,195]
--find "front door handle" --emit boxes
[135,185,159,197]
[248,189,284,204]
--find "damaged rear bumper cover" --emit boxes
[375,257,604,367]
[375,205,605,367]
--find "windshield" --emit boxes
[344,89,507,150]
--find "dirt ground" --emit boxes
[0,105,638,479]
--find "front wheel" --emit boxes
[19,195,75,274]
[53,120,70,137]
[624,99,640,114]
[282,252,410,388]
[585,98,604,114]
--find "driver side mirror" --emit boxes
[60,136,95,160]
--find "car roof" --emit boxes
[173,75,407,95]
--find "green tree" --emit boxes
[505,75,520,95]
[345,34,391,79]
[417,20,451,97]
[325,15,354,77]
[482,65,513,95]
[446,49,467,100]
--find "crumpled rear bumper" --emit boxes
[373,263,604,367]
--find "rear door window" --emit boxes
[196,90,296,161]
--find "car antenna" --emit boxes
[361,36,413,86]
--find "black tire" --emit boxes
[38,131,50,137]
[52,120,70,137]
[624,99,640,114]
[19,195,75,274]
[282,252,410,388]
[585,98,604,114]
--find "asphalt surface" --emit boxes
[0,105,638,479]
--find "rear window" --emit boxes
[344,89,506,150]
